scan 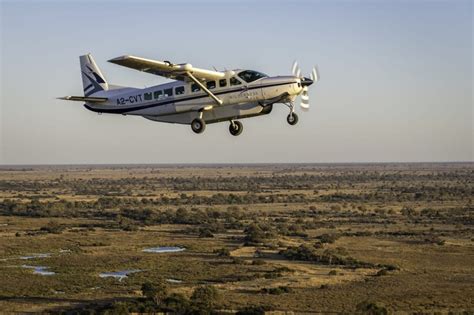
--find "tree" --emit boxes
[141,280,168,305]
[164,293,190,313]
[190,285,219,313]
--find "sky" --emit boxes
[0,0,472,164]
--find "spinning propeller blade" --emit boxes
[300,87,309,111]
[292,60,301,77]
[310,66,319,82]
[291,61,319,111]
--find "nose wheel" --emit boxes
[229,120,243,136]
[285,101,298,125]
[287,113,298,125]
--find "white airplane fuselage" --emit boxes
[61,54,318,135]
[84,74,303,124]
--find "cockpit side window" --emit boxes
[238,70,268,83]
[230,76,242,86]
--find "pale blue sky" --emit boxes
[1,0,472,164]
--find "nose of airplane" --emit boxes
[301,77,314,87]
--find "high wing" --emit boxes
[108,55,225,82]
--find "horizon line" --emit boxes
[0,161,473,168]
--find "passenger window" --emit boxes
[144,92,152,101]
[206,81,216,89]
[230,77,242,86]
[191,83,201,92]
[164,88,173,97]
[154,90,162,99]
[175,86,185,95]
[219,79,227,88]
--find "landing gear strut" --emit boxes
[191,118,206,134]
[229,120,243,136]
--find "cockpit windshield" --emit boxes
[237,70,268,83]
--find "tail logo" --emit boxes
[83,66,106,96]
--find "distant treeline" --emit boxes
[1,169,472,196]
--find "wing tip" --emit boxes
[108,55,133,63]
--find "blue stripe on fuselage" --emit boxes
[84,81,295,114]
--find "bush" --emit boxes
[244,223,276,244]
[328,270,337,276]
[252,260,266,265]
[261,286,291,295]
[355,300,388,315]
[213,247,230,257]
[40,221,65,234]
[141,280,168,305]
[190,285,220,312]
[263,271,282,279]
[198,228,214,238]
[382,264,398,271]
[237,305,274,315]
[164,293,190,313]
[316,233,339,244]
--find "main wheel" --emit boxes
[191,118,206,134]
[229,121,243,136]
[287,113,298,125]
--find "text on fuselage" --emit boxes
[116,95,143,105]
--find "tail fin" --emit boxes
[80,54,108,96]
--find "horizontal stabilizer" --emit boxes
[58,96,108,102]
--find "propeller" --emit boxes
[292,61,319,111]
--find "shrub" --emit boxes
[190,285,220,312]
[141,280,168,305]
[164,293,190,313]
[252,260,266,265]
[40,221,65,234]
[213,247,230,257]
[263,271,282,279]
[198,228,214,238]
[381,264,398,271]
[261,286,291,295]
[316,233,339,244]
[237,305,274,315]
[355,300,388,315]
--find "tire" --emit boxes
[191,118,206,134]
[287,113,298,125]
[229,121,243,136]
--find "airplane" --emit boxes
[60,54,319,136]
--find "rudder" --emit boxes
[80,54,108,96]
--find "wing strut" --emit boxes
[186,72,223,106]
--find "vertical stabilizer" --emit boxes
[80,54,108,96]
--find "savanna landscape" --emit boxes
[0,163,472,313]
